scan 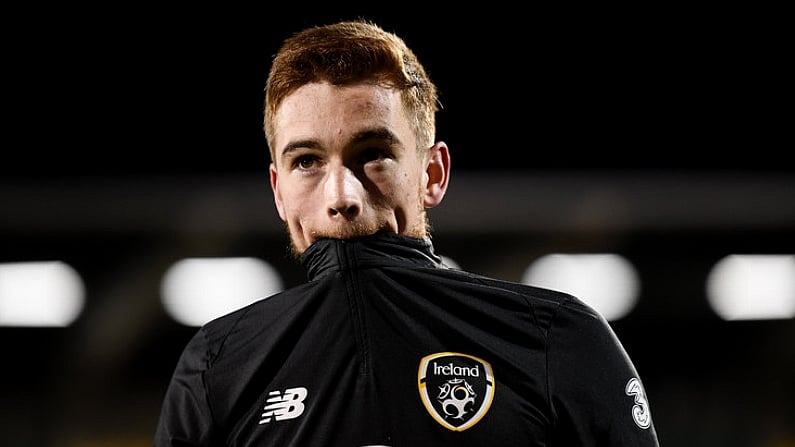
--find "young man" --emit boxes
[154,20,660,446]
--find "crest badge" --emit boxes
[417,352,495,431]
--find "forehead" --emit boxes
[279,82,398,115]
[272,82,412,152]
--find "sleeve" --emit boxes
[546,299,660,446]
[153,328,216,447]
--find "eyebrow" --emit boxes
[350,127,400,146]
[279,127,401,159]
[281,139,322,158]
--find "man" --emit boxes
[154,19,660,446]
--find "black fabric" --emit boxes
[154,231,660,446]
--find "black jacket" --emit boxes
[154,231,660,446]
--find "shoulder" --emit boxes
[435,267,601,323]
[194,281,320,363]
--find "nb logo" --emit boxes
[259,387,308,424]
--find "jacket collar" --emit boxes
[300,231,444,281]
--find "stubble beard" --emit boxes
[283,207,429,261]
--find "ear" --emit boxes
[269,163,287,221]
[423,141,451,208]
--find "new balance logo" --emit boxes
[259,387,308,424]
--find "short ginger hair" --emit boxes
[263,20,439,161]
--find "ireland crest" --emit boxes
[417,352,495,431]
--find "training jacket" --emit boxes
[154,231,660,446]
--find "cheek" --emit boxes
[386,173,423,206]
[277,181,310,215]
[282,190,310,216]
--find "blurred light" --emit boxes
[521,253,640,321]
[161,257,283,326]
[440,255,461,269]
[0,261,85,327]
[707,254,795,321]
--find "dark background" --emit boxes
[3,4,791,178]
[1,5,793,447]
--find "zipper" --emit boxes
[340,240,371,376]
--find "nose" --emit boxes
[324,164,363,220]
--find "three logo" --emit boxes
[417,352,495,431]
[625,377,652,429]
